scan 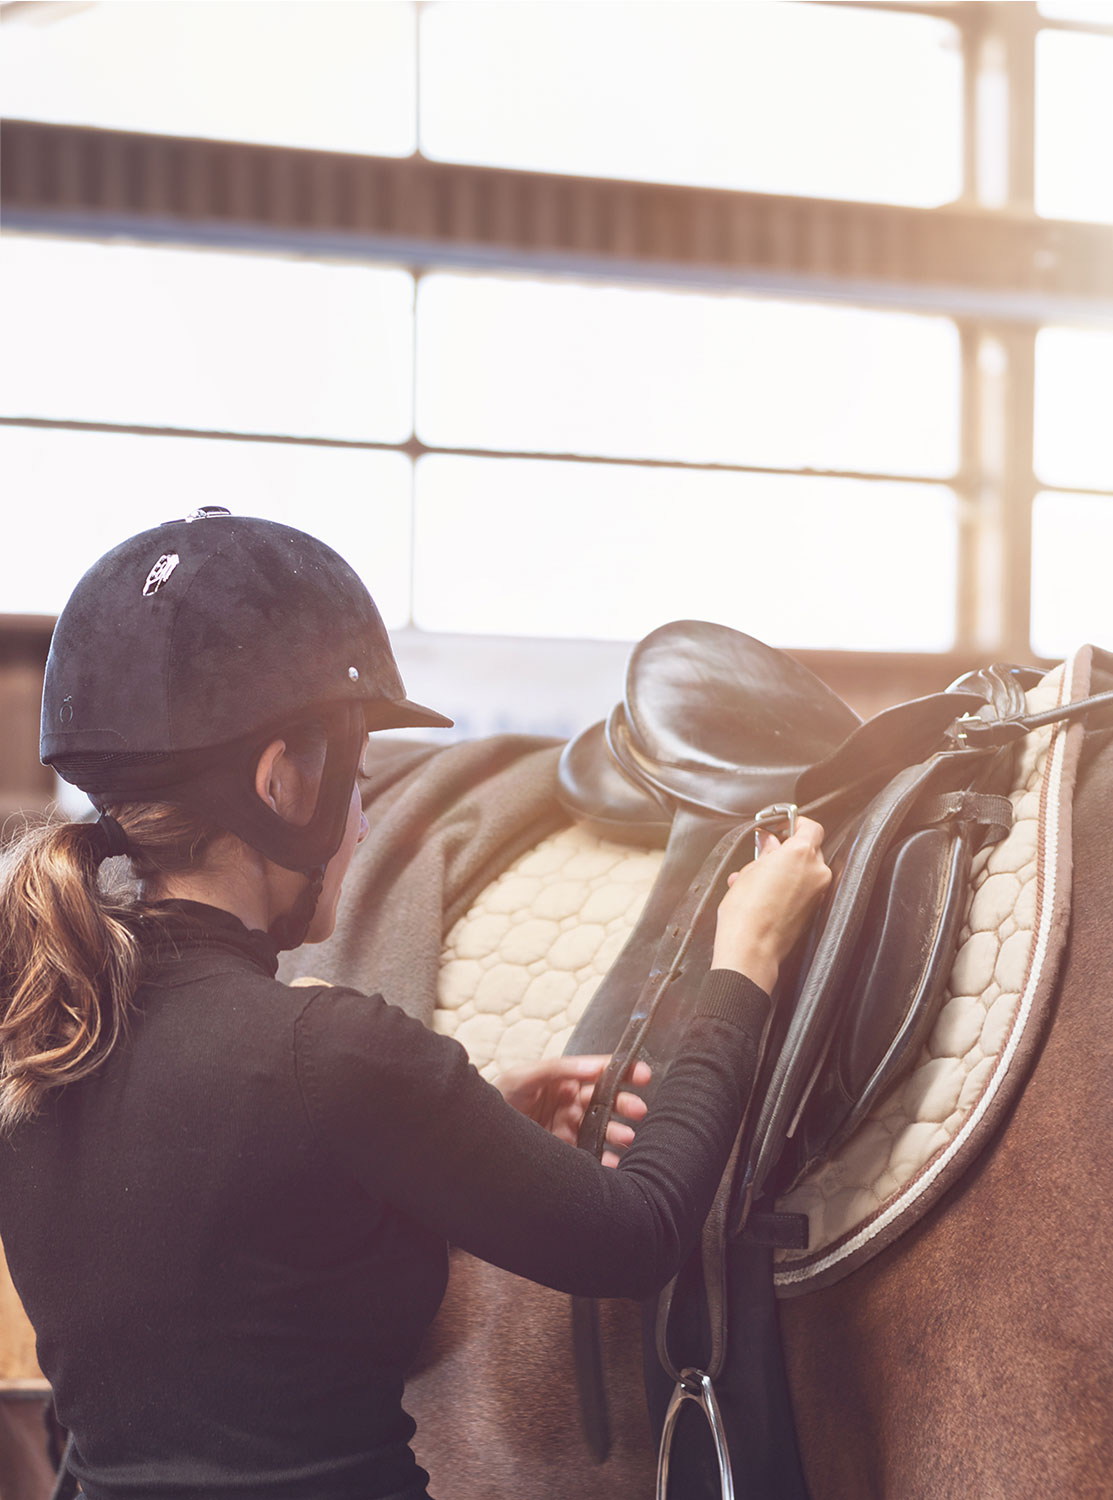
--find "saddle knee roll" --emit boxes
[787,823,973,1183]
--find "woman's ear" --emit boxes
[254,739,297,819]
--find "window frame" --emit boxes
[1,0,1111,669]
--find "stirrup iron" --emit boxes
[656,1368,735,1500]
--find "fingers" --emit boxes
[542,1055,651,1085]
[754,829,781,860]
[614,1088,648,1120]
[498,1052,652,1151]
[552,1055,650,1093]
[712,817,831,990]
[728,816,827,881]
[578,1083,645,1115]
[591,1083,648,1160]
[785,814,826,851]
[727,816,824,884]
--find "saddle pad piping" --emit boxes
[773,647,1086,1293]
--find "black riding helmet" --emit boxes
[41,507,452,945]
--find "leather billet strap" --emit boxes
[655,1118,743,1387]
[575,817,761,1162]
[572,813,763,1463]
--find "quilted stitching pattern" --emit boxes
[436,829,664,1079]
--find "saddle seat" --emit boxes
[558,620,861,840]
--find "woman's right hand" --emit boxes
[711,816,831,995]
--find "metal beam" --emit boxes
[3,120,1111,323]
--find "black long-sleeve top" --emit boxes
[0,901,771,1500]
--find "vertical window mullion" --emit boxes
[954,320,981,653]
[1001,2,1040,211]
[1002,325,1039,658]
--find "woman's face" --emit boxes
[306,779,368,944]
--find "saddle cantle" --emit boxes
[559,619,862,840]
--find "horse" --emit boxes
[2,627,1111,1497]
[280,623,1113,1499]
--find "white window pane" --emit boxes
[0,238,414,443]
[1031,492,1113,656]
[0,426,412,626]
[1034,327,1113,490]
[417,275,958,477]
[414,456,956,650]
[1038,1,1113,22]
[421,2,962,208]
[0,2,416,156]
[1036,30,1113,224]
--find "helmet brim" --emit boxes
[365,697,454,731]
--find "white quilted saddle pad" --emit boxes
[436,836,664,1078]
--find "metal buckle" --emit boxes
[656,1368,735,1500]
[948,712,983,749]
[754,801,798,861]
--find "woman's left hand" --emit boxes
[495,1056,651,1167]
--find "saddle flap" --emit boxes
[736,752,964,1216]
[620,621,861,818]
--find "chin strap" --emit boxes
[268,866,326,952]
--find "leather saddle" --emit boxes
[561,622,1022,1182]
[559,620,1065,1496]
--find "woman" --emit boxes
[0,510,830,1500]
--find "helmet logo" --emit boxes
[59,696,74,725]
[142,553,180,596]
[183,506,232,522]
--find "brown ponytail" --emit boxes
[0,804,223,1133]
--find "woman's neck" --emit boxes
[143,851,300,937]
